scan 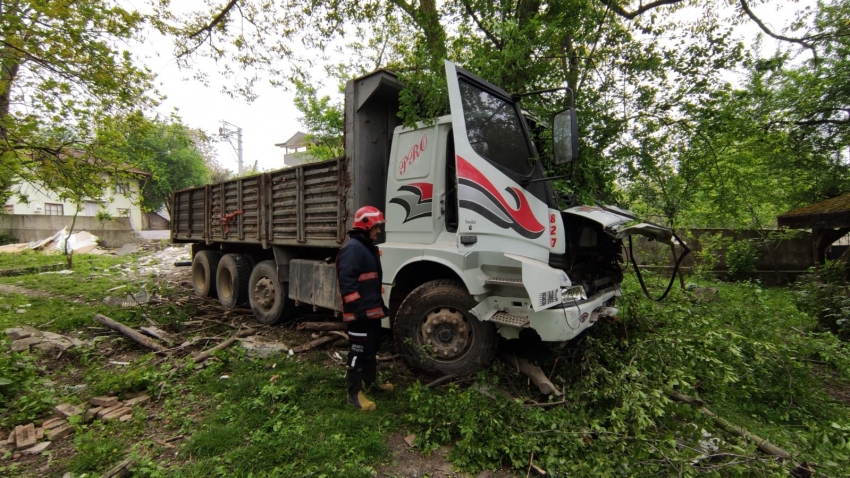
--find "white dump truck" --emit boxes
[172,61,673,376]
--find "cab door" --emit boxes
[444,61,550,261]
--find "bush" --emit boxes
[726,239,760,281]
[795,261,850,340]
[0,233,16,246]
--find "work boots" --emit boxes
[348,390,376,412]
[364,381,394,393]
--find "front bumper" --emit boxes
[526,288,618,341]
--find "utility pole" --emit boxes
[219,120,244,175]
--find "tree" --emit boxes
[293,79,344,161]
[1,0,154,205]
[96,113,210,214]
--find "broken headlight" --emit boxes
[561,285,587,303]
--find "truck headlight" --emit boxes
[562,285,586,303]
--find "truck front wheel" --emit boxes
[393,280,497,377]
[216,253,251,308]
[192,250,220,298]
[248,260,295,324]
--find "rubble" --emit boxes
[5,327,84,353]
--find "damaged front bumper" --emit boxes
[472,287,620,341]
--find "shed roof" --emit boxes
[777,193,850,229]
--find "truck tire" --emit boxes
[393,280,497,377]
[192,250,221,298]
[248,260,295,324]
[216,253,251,308]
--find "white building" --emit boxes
[275,131,316,167]
[3,171,149,232]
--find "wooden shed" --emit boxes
[777,193,850,267]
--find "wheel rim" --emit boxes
[252,276,276,312]
[193,264,207,290]
[219,267,233,299]
[419,307,473,361]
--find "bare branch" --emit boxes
[738,0,817,58]
[597,0,684,20]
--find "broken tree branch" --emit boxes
[501,352,562,396]
[94,314,168,354]
[140,326,178,347]
[296,321,348,332]
[289,334,338,354]
[668,391,792,459]
[425,374,457,388]
[191,328,257,363]
[377,354,402,362]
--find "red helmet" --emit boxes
[352,206,385,230]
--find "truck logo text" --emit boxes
[398,134,428,176]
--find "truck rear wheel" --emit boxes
[216,253,251,308]
[248,260,295,324]
[393,280,497,377]
[192,250,220,298]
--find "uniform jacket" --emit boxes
[336,231,387,321]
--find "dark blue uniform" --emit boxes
[336,231,388,398]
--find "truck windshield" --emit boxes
[459,79,534,176]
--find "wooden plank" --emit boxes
[296,167,305,243]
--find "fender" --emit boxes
[381,255,480,306]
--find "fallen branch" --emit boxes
[377,354,402,362]
[100,457,134,478]
[425,374,457,388]
[290,334,338,354]
[668,391,792,459]
[525,399,569,409]
[94,314,168,354]
[191,328,257,363]
[325,330,349,341]
[296,321,347,332]
[501,352,562,396]
[140,326,178,347]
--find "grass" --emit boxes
[1,250,850,476]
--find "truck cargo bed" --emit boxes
[172,158,348,248]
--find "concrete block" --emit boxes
[118,414,133,423]
[84,407,101,423]
[96,404,123,419]
[41,417,67,430]
[35,428,43,440]
[123,395,150,407]
[11,336,43,352]
[6,430,15,445]
[102,407,132,421]
[14,424,36,450]
[54,403,84,418]
[5,326,41,341]
[90,396,120,407]
[21,441,51,455]
[47,425,74,440]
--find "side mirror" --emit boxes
[553,108,579,164]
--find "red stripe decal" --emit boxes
[456,155,545,235]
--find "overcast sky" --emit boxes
[129,1,811,176]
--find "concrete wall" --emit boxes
[3,177,144,231]
[633,228,813,284]
[0,215,142,248]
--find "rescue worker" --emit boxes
[336,205,394,411]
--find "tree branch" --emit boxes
[460,0,503,49]
[188,0,240,39]
[598,0,684,20]
[738,0,817,59]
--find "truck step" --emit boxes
[489,312,530,328]
[484,278,524,287]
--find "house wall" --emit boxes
[3,177,144,231]
[0,215,139,247]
